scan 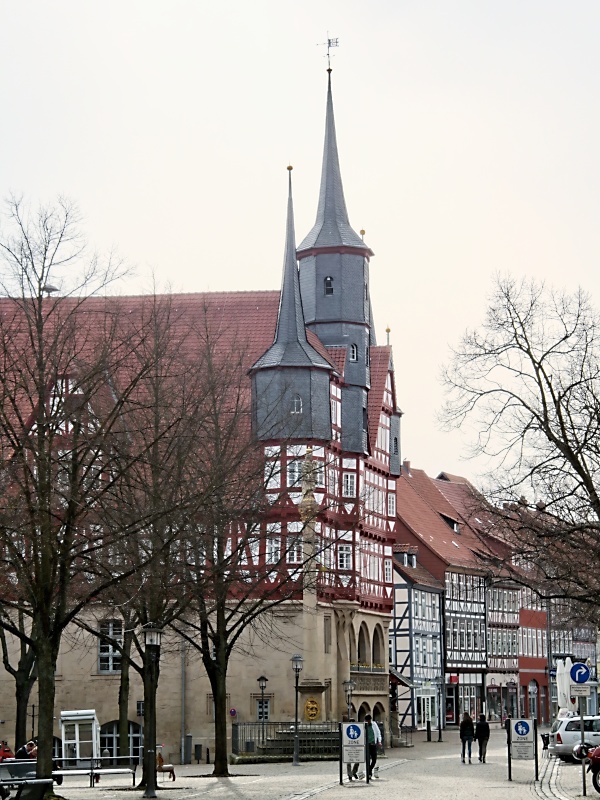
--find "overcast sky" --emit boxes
[2,1,599,484]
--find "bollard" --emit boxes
[426,720,431,742]
[206,747,210,764]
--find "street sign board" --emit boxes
[342,723,365,764]
[571,663,591,684]
[511,719,534,760]
[570,685,591,696]
[549,668,557,678]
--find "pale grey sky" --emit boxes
[2,1,599,483]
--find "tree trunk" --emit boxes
[35,637,57,778]
[210,666,229,777]
[118,630,133,762]
[14,673,36,751]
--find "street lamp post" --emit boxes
[257,675,268,745]
[291,654,304,766]
[143,626,162,800]
[342,679,356,721]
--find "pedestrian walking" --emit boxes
[364,714,382,779]
[459,712,475,763]
[475,714,490,763]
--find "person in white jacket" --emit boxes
[365,714,382,779]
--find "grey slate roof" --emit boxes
[251,170,332,372]
[297,71,370,254]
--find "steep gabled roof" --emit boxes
[367,345,396,451]
[297,71,372,256]
[396,468,487,570]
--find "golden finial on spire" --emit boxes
[386,326,391,345]
[287,165,293,171]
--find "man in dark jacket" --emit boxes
[476,714,491,763]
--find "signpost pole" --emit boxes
[580,696,587,797]
[507,722,512,782]
[534,718,538,782]
[339,723,343,786]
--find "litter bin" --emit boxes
[194,744,202,763]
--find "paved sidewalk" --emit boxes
[48,729,590,800]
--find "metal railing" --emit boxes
[232,721,339,756]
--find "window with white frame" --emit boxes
[99,619,123,673]
[342,473,356,497]
[287,459,302,488]
[349,343,358,362]
[291,395,302,414]
[286,522,303,564]
[338,543,352,570]
[387,492,396,517]
[384,558,392,583]
[266,524,281,564]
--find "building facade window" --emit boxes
[291,395,302,414]
[338,543,352,570]
[349,343,358,361]
[98,619,123,673]
[342,472,356,497]
[257,699,270,721]
[324,276,334,295]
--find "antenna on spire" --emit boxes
[318,35,339,69]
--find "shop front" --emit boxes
[485,676,518,721]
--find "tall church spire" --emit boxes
[297,70,371,255]
[251,168,330,371]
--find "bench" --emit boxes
[53,766,137,788]
[0,778,53,800]
[157,753,175,781]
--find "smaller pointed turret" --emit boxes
[250,169,333,443]
[251,167,330,371]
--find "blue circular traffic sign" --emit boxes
[571,663,591,684]
[514,720,530,737]
[346,724,361,740]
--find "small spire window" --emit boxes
[349,343,358,362]
[291,395,303,414]
[324,276,334,296]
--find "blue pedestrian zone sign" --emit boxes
[346,724,361,740]
[571,663,591,684]
[514,720,530,737]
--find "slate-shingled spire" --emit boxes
[251,167,330,371]
[297,70,372,255]
[250,168,333,442]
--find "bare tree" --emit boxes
[0,197,182,778]
[171,317,326,777]
[442,275,600,606]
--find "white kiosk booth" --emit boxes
[60,710,101,768]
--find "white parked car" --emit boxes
[549,716,600,759]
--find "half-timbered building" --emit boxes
[0,68,402,757]
[389,544,443,731]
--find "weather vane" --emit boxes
[318,35,339,69]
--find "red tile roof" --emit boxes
[367,345,392,451]
[396,467,489,570]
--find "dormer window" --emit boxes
[324,276,334,295]
[291,395,302,414]
[349,343,358,362]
